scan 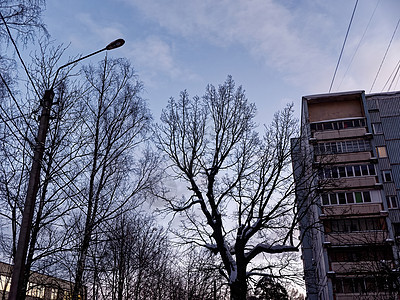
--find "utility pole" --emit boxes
[8,89,54,299]
[8,39,125,300]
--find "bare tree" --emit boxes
[0,39,86,300]
[67,57,156,300]
[156,76,302,299]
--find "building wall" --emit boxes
[293,90,400,300]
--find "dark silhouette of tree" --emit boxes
[67,57,155,300]
[249,276,289,300]
[156,76,302,300]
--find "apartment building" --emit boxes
[292,90,400,300]
[0,262,85,300]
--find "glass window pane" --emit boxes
[377,146,388,158]
[346,166,354,177]
[363,192,371,202]
[358,140,366,151]
[322,194,329,205]
[354,166,361,176]
[331,142,337,153]
[324,122,333,130]
[338,167,346,177]
[346,192,354,203]
[344,121,353,128]
[346,141,354,152]
[338,193,346,204]
[372,123,382,134]
[330,194,338,205]
[324,168,332,178]
[332,168,339,178]
[355,192,363,203]
[368,164,376,175]
[383,171,392,182]
[361,165,369,176]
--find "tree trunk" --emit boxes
[230,280,247,300]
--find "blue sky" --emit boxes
[43,0,400,123]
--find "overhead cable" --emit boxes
[338,0,380,89]
[329,0,359,93]
[370,17,400,93]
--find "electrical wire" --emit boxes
[387,60,400,91]
[338,0,381,90]
[369,17,400,93]
[329,0,359,93]
[0,12,40,99]
[382,59,400,91]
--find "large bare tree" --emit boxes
[156,76,301,300]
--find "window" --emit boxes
[330,193,338,205]
[372,123,383,134]
[310,118,366,132]
[383,170,393,182]
[387,196,398,209]
[319,164,376,179]
[338,193,346,204]
[316,140,371,155]
[368,164,376,175]
[321,194,329,205]
[355,192,363,203]
[51,288,58,300]
[363,191,371,202]
[354,165,362,176]
[346,165,354,176]
[393,223,400,236]
[376,146,388,158]
[0,275,11,292]
[361,165,369,176]
[321,191,372,205]
[64,291,71,300]
[26,282,45,299]
[346,192,354,203]
[325,217,385,233]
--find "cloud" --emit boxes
[121,0,400,93]
[74,13,125,49]
[125,36,200,88]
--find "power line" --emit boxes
[369,17,400,93]
[338,0,381,89]
[329,0,359,93]
[387,59,400,91]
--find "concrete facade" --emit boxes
[293,91,400,300]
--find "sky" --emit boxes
[42,0,400,124]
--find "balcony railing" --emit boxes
[314,128,367,140]
[325,231,388,246]
[322,203,383,216]
[330,260,394,273]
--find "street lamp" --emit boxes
[8,39,125,300]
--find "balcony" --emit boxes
[331,260,394,273]
[314,128,367,140]
[315,152,372,164]
[323,177,378,189]
[325,231,388,246]
[322,203,383,217]
[335,293,396,300]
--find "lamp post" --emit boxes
[8,39,125,300]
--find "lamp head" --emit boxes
[106,39,125,50]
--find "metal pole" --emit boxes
[8,89,54,300]
[7,38,124,300]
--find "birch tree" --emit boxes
[68,57,156,300]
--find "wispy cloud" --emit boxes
[122,0,400,93]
